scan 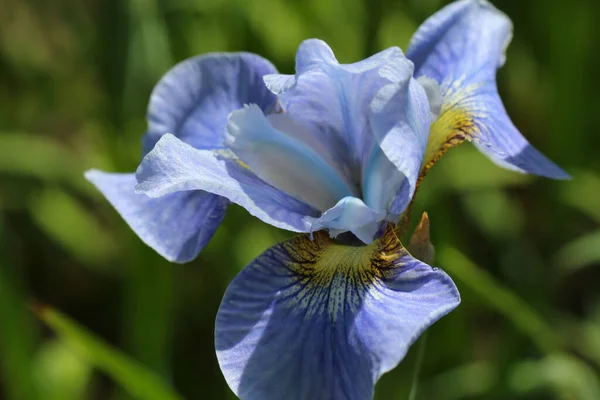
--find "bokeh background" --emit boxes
[1,0,599,398]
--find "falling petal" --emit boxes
[407,0,568,179]
[216,226,460,400]
[85,171,227,263]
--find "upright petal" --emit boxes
[225,104,357,212]
[362,147,407,215]
[135,134,319,233]
[143,53,278,156]
[85,171,227,263]
[407,0,568,179]
[264,40,421,190]
[368,77,431,214]
[216,226,460,400]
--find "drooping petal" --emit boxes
[84,171,227,263]
[135,134,319,233]
[143,53,278,156]
[225,104,356,212]
[407,0,568,179]
[216,226,460,400]
[264,39,423,192]
[311,196,385,244]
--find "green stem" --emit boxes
[408,330,428,400]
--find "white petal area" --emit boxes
[267,113,359,194]
[417,76,443,122]
[225,105,355,212]
[362,146,407,213]
[311,196,385,244]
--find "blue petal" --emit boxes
[225,104,357,212]
[407,0,569,179]
[135,134,319,233]
[368,77,431,214]
[311,196,384,244]
[143,53,278,156]
[215,227,460,400]
[264,39,425,196]
[84,171,227,263]
[362,147,407,215]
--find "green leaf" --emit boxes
[33,340,92,400]
[377,11,417,52]
[29,188,118,266]
[35,305,184,400]
[509,353,600,400]
[558,316,600,369]
[420,361,497,400]
[0,133,92,195]
[438,246,561,354]
[560,169,600,223]
[240,0,307,60]
[430,145,533,192]
[0,260,39,400]
[554,229,600,275]
[461,189,524,239]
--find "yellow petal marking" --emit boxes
[278,225,408,321]
[419,80,484,183]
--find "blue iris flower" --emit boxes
[85,1,568,399]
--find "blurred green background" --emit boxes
[1,0,599,398]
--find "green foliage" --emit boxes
[438,246,561,354]
[36,306,183,400]
[1,0,599,399]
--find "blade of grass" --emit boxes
[408,330,428,400]
[420,361,496,400]
[553,229,600,276]
[509,353,600,400]
[0,133,93,195]
[0,260,39,400]
[35,305,184,400]
[438,246,561,354]
[120,246,175,378]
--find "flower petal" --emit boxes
[84,171,227,263]
[143,53,278,156]
[407,0,569,179]
[135,134,319,233]
[362,147,408,215]
[225,104,356,212]
[264,39,421,192]
[215,226,460,400]
[311,196,385,244]
[368,77,431,214]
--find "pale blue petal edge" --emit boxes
[85,171,228,263]
[135,134,320,233]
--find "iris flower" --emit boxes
[86,0,568,398]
